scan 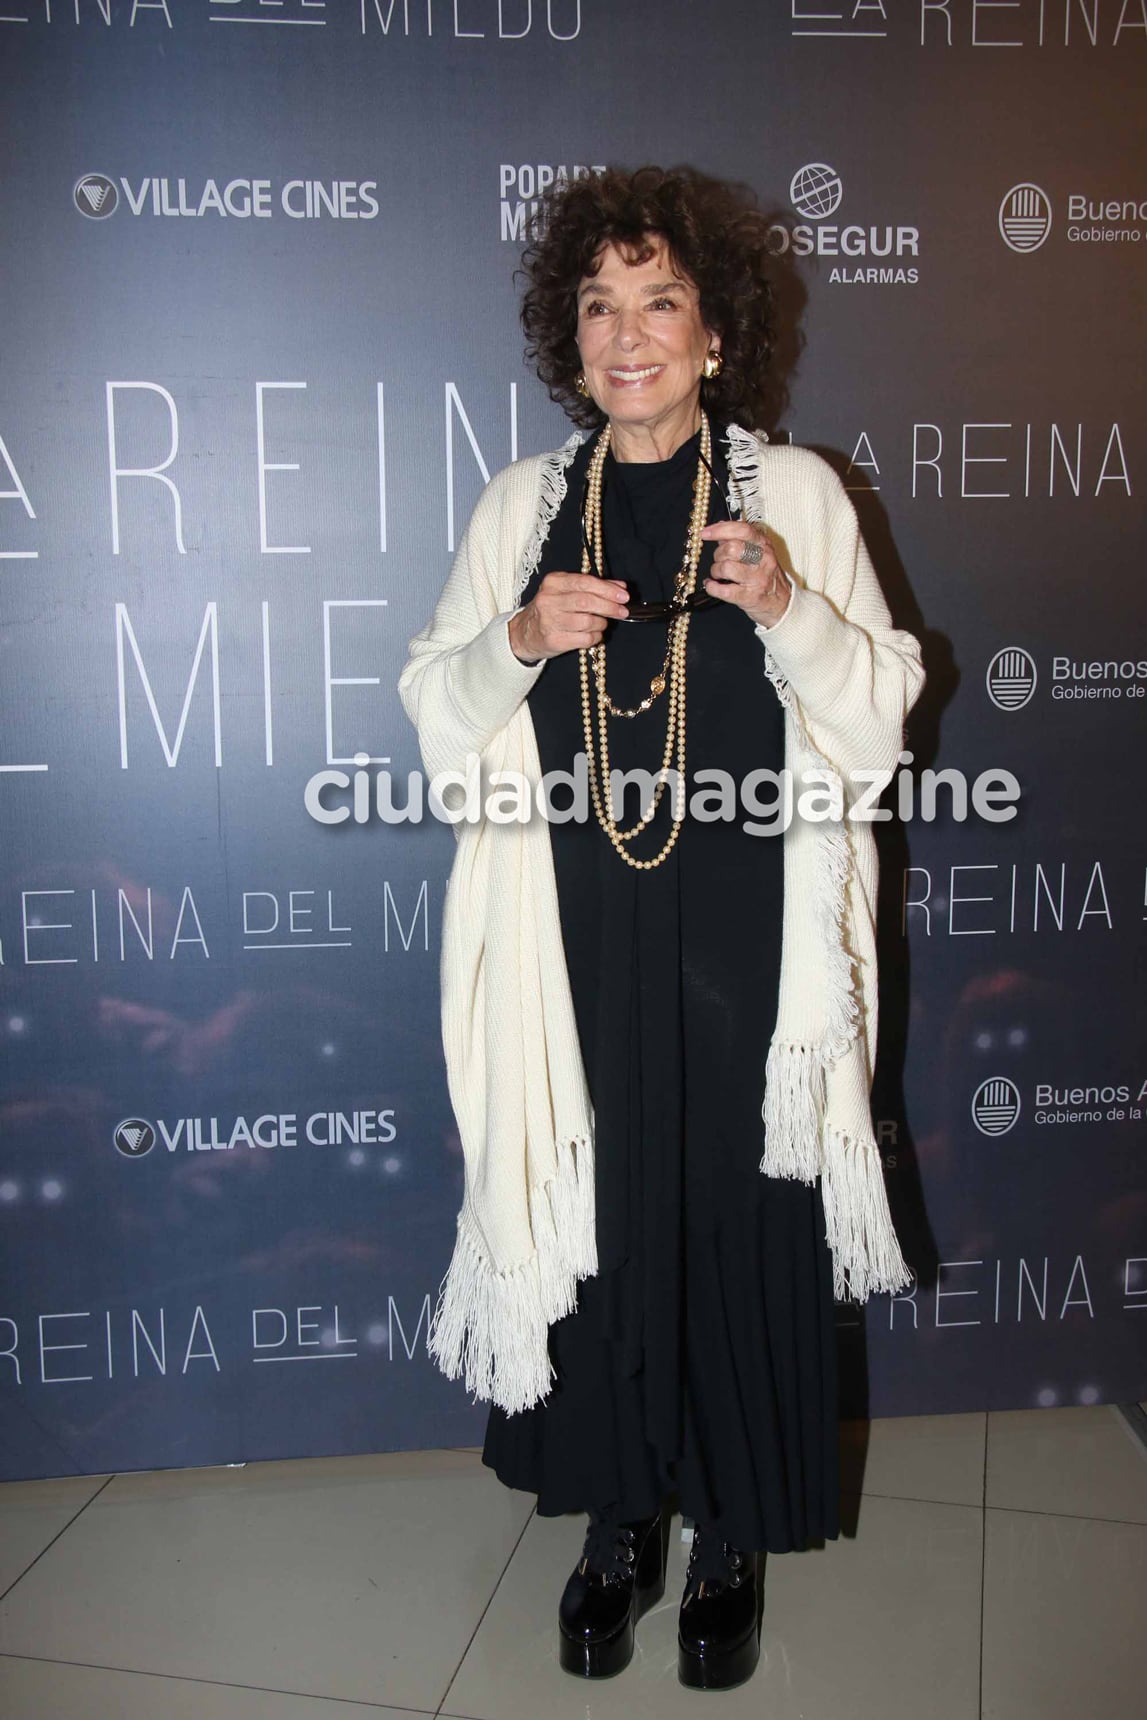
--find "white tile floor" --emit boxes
[1,1405,1145,1719]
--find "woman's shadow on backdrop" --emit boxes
[762,211,957,1466]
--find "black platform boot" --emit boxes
[677,1521,761,1690]
[558,1506,667,1678]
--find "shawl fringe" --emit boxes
[812,810,862,1065]
[759,1040,822,1182]
[727,423,861,1070]
[731,426,897,1302]
[821,1127,913,1301]
[512,432,582,607]
[426,1134,596,1414]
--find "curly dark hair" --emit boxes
[519,165,778,433]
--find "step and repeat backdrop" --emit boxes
[1,1,1144,1480]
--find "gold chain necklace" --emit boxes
[578,412,712,871]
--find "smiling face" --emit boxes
[575,237,719,461]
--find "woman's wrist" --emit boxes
[747,571,793,631]
[508,610,542,666]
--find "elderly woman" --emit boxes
[399,165,923,1691]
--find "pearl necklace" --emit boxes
[578,412,712,870]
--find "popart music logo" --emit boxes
[971,1078,1022,1137]
[499,162,606,242]
[986,647,1038,711]
[113,1118,156,1158]
[74,173,118,219]
[998,184,1053,253]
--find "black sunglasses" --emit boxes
[579,442,728,622]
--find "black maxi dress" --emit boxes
[482,427,841,1554]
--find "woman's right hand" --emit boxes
[508,573,630,663]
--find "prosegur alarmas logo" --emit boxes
[789,163,844,221]
[769,160,919,285]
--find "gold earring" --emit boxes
[575,371,590,397]
[702,350,723,381]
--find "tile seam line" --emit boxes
[0,1652,435,1713]
[1115,1401,1147,1456]
[839,1485,985,1509]
[434,1505,537,1718]
[983,1502,1147,1527]
[0,1472,116,1606]
[979,1411,988,1720]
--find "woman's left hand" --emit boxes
[699,521,791,628]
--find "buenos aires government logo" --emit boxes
[790,163,843,221]
[971,1078,1022,1137]
[74,173,118,218]
[986,647,1038,711]
[999,183,1052,253]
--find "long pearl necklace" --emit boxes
[578,412,712,871]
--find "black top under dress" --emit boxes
[481,428,841,1554]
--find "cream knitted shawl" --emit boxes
[399,425,925,1414]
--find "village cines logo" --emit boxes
[769,161,919,286]
[113,1109,398,1156]
[74,173,118,219]
[113,1118,156,1159]
[72,173,380,222]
